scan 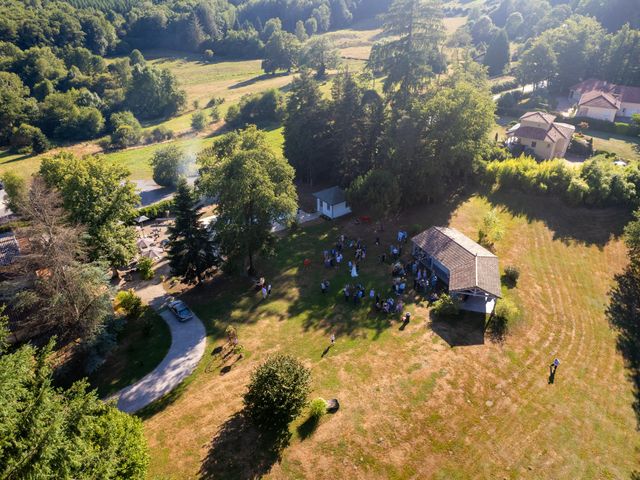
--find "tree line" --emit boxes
[0,46,185,153]
[453,0,640,88]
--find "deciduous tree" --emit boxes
[198,126,297,274]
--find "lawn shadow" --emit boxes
[134,379,190,421]
[606,259,640,428]
[485,313,508,344]
[485,189,631,247]
[229,72,290,89]
[199,411,287,480]
[428,311,486,347]
[296,415,319,440]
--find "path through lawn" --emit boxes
[142,193,638,479]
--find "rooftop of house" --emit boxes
[578,90,621,109]
[571,78,640,105]
[312,186,347,205]
[507,112,575,144]
[412,226,501,298]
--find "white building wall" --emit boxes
[577,105,617,122]
[620,102,640,117]
[331,202,351,218]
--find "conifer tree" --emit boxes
[167,178,218,284]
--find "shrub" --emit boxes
[150,145,188,187]
[146,126,174,144]
[494,297,520,325]
[210,105,220,123]
[191,110,208,131]
[431,294,461,317]
[109,111,142,149]
[308,397,326,419]
[203,49,215,61]
[114,289,144,319]
[243,354,311,431]
[138,257,154,280]
[10,124,50,154]
[206,97,225,108]
[503,265,520,285]
[136,199,174,220]
[490,79,519,94]
[478,209,503,250]
[225,89,284,129]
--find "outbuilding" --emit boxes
[313,186,352,220]
[412,226,501,313]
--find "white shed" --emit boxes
[313,186,351,219]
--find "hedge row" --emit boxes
[560,116,640,137]
[135,198,174,220]
[484,154,640,208]
[491,79,519,94]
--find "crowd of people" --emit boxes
[317,230,442,323]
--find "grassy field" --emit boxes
[0,24,378,182]
[91,307,171,398]
[140,192,637,479]
[584,129,640,162]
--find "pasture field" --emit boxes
[141,192,637,479]
[0,25,377,182]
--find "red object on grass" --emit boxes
[303,258,312,266]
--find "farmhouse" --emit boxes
[569,79,640,121]
[506,111,575,160]
[313,186,351,219]
[412,226,501,313]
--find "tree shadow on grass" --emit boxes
[229,72,290,89]
[485,189,631,248]
[134,379,190,420]
[296,415,319,440]
[606,258,640,428]
[199,411,288,480]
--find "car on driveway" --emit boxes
[168,300,193,322]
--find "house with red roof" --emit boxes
[569,79,640,121]
[506,111,575,160]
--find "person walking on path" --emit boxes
[267,284,272,296]
[330,333,336,345]
[261,286,267,299]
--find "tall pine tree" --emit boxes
[368,0,446,107]
[167,178,217,284]
[484,29,510,76]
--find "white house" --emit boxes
[313,186,351,219]
[506,111,575,160]
[570,79,640,120]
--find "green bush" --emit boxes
[503,265,520,285]
[138,257,154,280]
[308,398,326,420]
[494,298,520,325]
[562,116,640,137]
[191,110,208,131]
[225,89,284,129]
[114,289,144,319]
[136,199,174,220]
[243,354,311,432]
[431,294,461,317]
[146,126,174,144]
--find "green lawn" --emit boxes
[584,129,640,162]
[141,193,637,479]
[90,307,171,398]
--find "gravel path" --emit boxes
[113,280,206,413]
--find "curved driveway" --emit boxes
[114,284,207,413]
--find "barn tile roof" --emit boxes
[412,227,501,298]
[313,186,346,205]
